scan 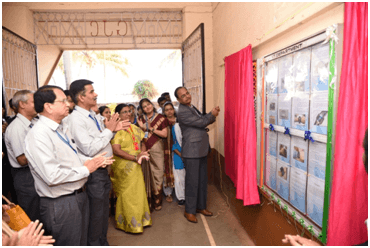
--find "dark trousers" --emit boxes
[10,167,40,221]
[86,169,111,246]
[184,156,208,214]
[39,191,89,246]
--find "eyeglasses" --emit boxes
[121,110,132,114]
[54,99,68,104]
[180,92,190,99]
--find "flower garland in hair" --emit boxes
[128,126,139,151]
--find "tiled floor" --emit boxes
[107,184,255,246]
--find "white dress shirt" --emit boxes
[5,113,35,168]
[68,105,113,158]
[25,115,89,198]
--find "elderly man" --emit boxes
[24,85,113,245]
[68,79,130,246]
[175,86,220,223]
[5,90,40,221]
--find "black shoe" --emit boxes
[178,200,185,205]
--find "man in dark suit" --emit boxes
[175,86,220,223]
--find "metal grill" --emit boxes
[182,24,205,113]
[2,28,38,115]
[33,11,182,47]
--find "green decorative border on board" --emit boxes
[321,29,336,245]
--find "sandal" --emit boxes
[154,205,162,211]
[166,195,173,203]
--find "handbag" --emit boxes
[2,195,31,231]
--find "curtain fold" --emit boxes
[327,2,368,245]
[224,45,260,206]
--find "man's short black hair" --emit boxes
[161,92,170,97]
[69,79,94,104]
[157,96,166,105]
[127,103,135,108]
[64,90,72,97]
[34,85,63,113]
[115,103,128,114]
[174,86,185,99]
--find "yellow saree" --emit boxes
[111,125,152,233]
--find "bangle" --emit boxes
[134,155,137,161]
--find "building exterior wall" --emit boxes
[212,2,344,156]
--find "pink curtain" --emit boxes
[327,2,368,246]
[224,45,260,206]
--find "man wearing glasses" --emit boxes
[175,86,220,223]
[25,85,113,245]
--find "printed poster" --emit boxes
[278,93,292,127]
[265,60,278,94]
[278,132,290,164]
[307,175,325,227]
[311,43,329,92]
[265,154,277,191]
[310,91,328,135]
[266,94,278,125]
[289,167,307,213]
[308,141,327,180]
[290,136,308,172]
[267,130,278,157]
[291,93,309,131]
[293,47,311,92]
[276,159,290,201]
[278,54,294,94]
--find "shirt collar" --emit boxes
[39,115,61,132]
[75,105,95,118]
[16,113,31,127]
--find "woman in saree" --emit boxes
[162,102,176,203]
[137,98,169,211]
[111,103,152,233]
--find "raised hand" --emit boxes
[17,220,44,246]
[85,152,115,173]
[137,118,146,131]
[212,106,220,117]
[104,113,120,132]
[114,120,131,132]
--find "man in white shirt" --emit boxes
[5,90,40,221]
[68,79,130,246]
[25,85,113,246]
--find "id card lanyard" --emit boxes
[144,113,156,138]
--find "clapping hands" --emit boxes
[104,113,130,132]
[2,220,55,246]
[84,152,115,173]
